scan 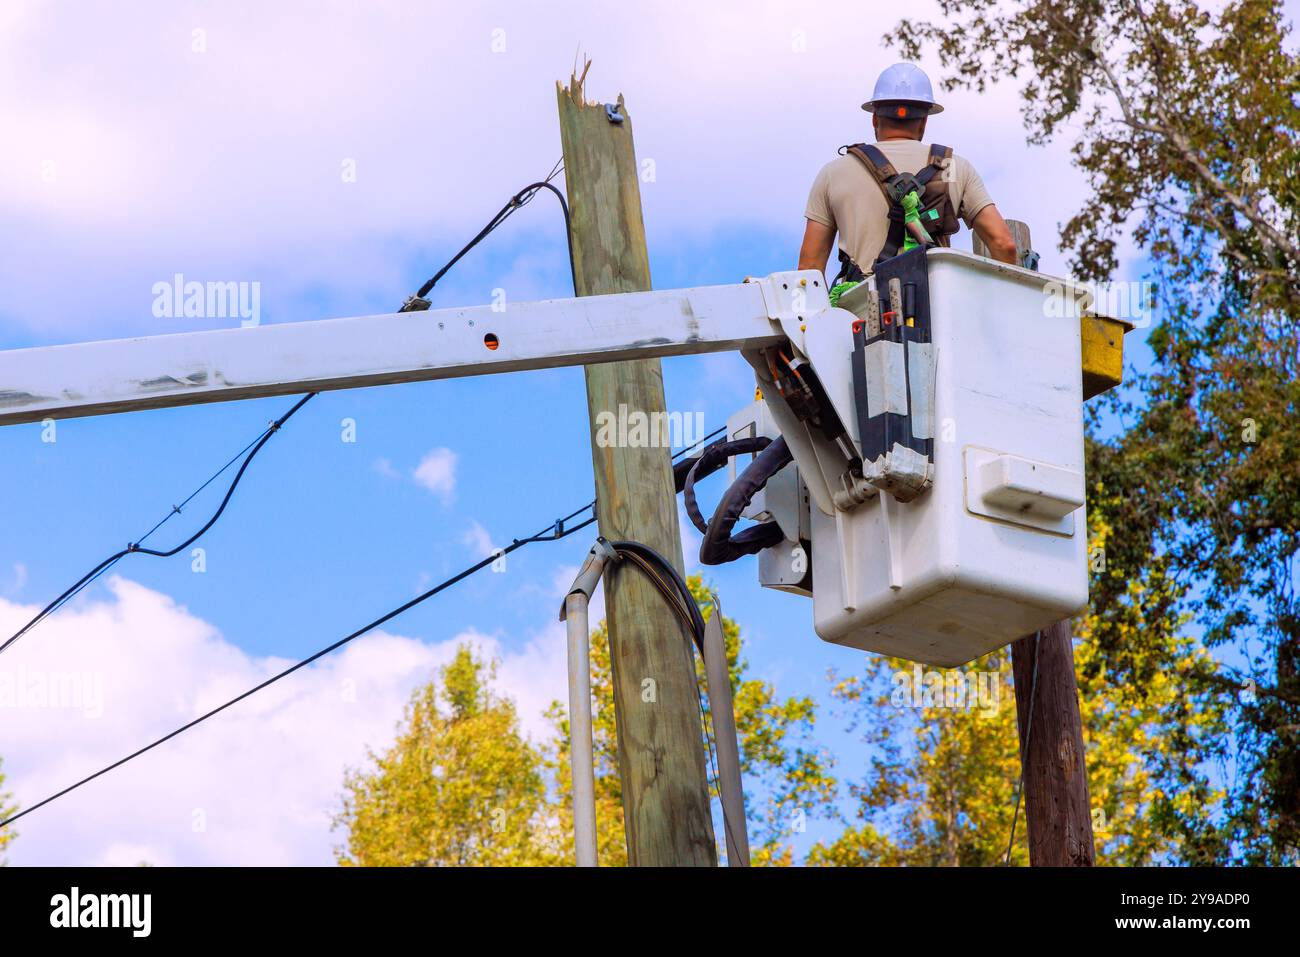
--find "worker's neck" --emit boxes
[876,133,921,142]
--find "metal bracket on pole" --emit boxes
[559,537,618,619]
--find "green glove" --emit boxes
[901,190,935,252]
[829,280,859,309]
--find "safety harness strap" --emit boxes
[919,143,952,189]
[841,142,958,266]
[845,143,899,190]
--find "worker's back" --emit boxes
[804,141,993,274]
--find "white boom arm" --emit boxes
[0,250,1103,668]
[0,273,827,426]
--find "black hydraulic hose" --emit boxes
[681,436,773,535]
[697,436,792,566]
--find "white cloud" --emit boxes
[411,447,457,503]
[0,0,1124,346]
[4,563,26,596]
[0,576,568,866]
[371,457,400,481]
[461,520,497,559]
[551,564,581,599]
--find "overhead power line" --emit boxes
[2,164,574,660]
[0,511,595,829]
[0,430,725,829]
[0,394,316,659]
[1004,629,1042,865]
[0,159,736,843]
[403,163,575,309]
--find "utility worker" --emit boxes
[798,62,1019,290]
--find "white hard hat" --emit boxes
[862,62,944,116]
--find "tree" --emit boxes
[811,652,1022,867]
[809,558,1227,866]
[893,0,1299,863]
[337,576,836,866]
[334,645,561,866]
[0,759,15,865]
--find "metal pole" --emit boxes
[559,538,617,867]
[564,591,598,867]
[702,593,750,866]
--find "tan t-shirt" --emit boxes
[804,141,994,271]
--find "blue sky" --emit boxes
[5,0,1279,866]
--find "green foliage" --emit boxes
[544,602,632,866]
[334,567,1223,867]
[813,653,1025,867]
[688,578,837,861]
[892,0,1299,864]
[334,645,561,866]
[337,577,835,866]
[811,592,1227,866]
[0,759,15,865]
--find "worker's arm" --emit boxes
[797,219,836,274]
[971,204,1019,265]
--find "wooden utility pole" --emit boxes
[975,222,1096,866]
[556,67,717,866]
[1011,622,1095,865]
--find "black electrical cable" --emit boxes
[671,428,727,488]
[697,436,792,566]
[611,540,707,651]
[0,510,596,830]
[616,550,698,640]
[681,435,773,534]
[0,150,720,826]
[0,393,316,659]
[131,393,315,560]
[1003,631,1045,863]
[608,538,745,861]
[0,430,727,827]
[134,426,270,545]
[4,164,582,660]
[523,426,727,549]
[408,172,576,303]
